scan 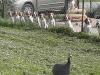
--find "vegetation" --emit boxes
[0,19,100,75]
[0,0,12,18]
[80,0,100,2]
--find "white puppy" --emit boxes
[8,10,15,23]
[29,11,34,23]
[40,14,48,29]
[96,20,100,35]
[65,15,74,31]
[50,13,56,27]
[84,18,92,33]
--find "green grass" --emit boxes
[80,0,100,2]
[0,25,100,75]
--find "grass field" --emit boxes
[0,25,100,75]
[81,0,100,2]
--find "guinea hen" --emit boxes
[52,53,71,75]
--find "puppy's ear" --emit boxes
[18,11,20,15]
[19,12,23,16]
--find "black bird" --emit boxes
[52,53,71,75]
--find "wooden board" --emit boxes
[68,14,87,22]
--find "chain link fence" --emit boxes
[0,0,13,18]
[0,0,100,35]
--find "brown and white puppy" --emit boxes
[65,15,74,31]
[49,13,56,27]
[19,11,25,22]
[84,18,92,33]
[14,10,20,23]
[26,11,34,23]
[8,10,15,23]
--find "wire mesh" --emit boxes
[0,0,100,35]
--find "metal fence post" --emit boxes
[77,0,79,9]
[1,0,4,18]
[90,0,92,13]
[36,0,38,14]
[81,0,84,32]
[64,0,69,14]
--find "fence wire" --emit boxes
[0,0,100,35]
